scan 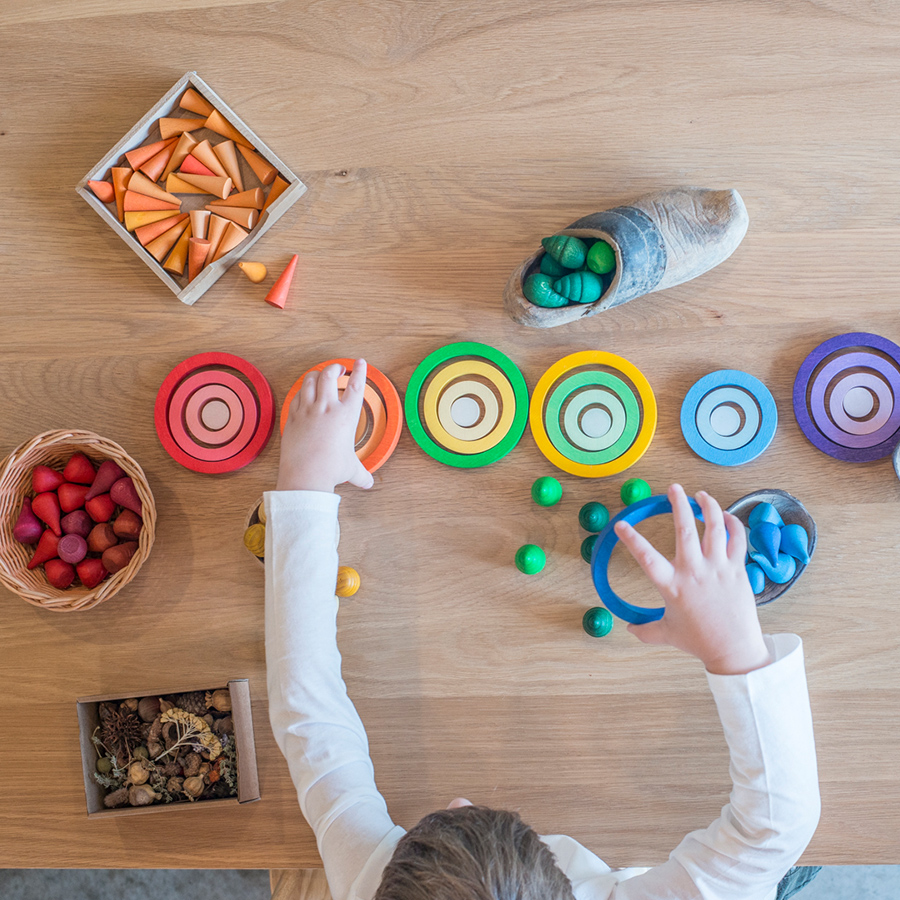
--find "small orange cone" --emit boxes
[238,261,267,283]
[191,140,229,178]
[211,221,250,262]
[125,138,176,170]
[180,155,217,178]
[140,142,177,182]
[127,171,181,204]
[189,209,210,240]
[208,187,264,209]
[87,180,115,203]
[161,131,198,180]
[165,173,208,194]
[176,173,233,199]
[159,117,205,140]
[188,237,212,281]
[123,190,180,212]
[204,110,253,149]
[124,209,181,232]
[163,222,193,275]
[261,175,290,214]
[212,140,243,192]
[146,216,191,262]
[205,214,230,260]
[179,88,214,117]
[135,212,189,247]
[204,204,258,229]
[237,145,277,186]
[264,254,298,308]
[111,167,133,222]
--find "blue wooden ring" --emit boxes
[590,494,703,624]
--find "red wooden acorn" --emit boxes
[13,498,44,544]
[86,460,125,500]
[58,482,90,513]
[61,510,93,538]
[76,557,108,589]
[110,477,142,515]
[102,540,138,574]
[45,559,75,590]
[85,493,115,523]
[87,523,118,554]
[63,452,96,485]
[27,530,59,570]
[31,492,62,536]
[31,465,65,494]
[112,509,143,540]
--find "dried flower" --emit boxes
[157,708,222,761]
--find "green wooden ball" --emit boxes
[523,273,568,308]
[621,477,652,506]
[553,270,603,304]
[515,544,546,574]
[532,476,563,507]
[541,235,587,269]
[582,606,614,637]
[586,240,616,275]
[581,533,599,564]
[578,501,609,533]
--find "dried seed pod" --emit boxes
[147,741,164,759]
[128,784,160,807]
[104,787,129,809]
[132,745,149,760]
[213,716,233,736]
[183,776,205,800]
[127,760,150,785]
[158,697,175,713]
[203,714,214,727]
[122,698,139,713]
[138,696,160,723]
[96,757,113,775]
[205,689,231,712]
[99,701,117,722]
[199,762,211,777]
[166,776,184,794]
[159,761,181,778]
[175,691,207,716]
[182,752,202,778]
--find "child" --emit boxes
[265,359,820,900]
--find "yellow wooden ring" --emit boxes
[529,351,657,477]
[436,378,501,441]
[423,361,516,454]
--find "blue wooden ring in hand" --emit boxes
[590,494,704,625]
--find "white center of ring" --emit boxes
[450,396,481,428]
[842,386,875,419]
[580,407,612,438]
[200,399,231,430]
[709,404,742,437]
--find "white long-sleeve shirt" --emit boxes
[265,491,820,900]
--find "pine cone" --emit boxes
[173,692,207,716]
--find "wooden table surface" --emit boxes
[2,0,899,869]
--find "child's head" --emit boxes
[375,805,574,900]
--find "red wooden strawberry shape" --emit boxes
[45,559,75,589]
[32,492,62,536]
[61,510,93,538]
[85,493,115,523]
[58,482,90,513]
[31,465,65,494]
[110,477,142,515]
[76,557,108,589]
[27,530,59,569]
[63,452,96,485]
[85,459,125,500]
[13,497,44,544]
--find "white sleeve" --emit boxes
[614,633,820,900]
[264,490,403,900]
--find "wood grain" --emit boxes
[2,0,900,869]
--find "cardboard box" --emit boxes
[77,678,260,817]
[76,71,307,306]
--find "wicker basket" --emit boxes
[0,430,156,612]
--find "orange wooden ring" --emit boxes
[280,359,402,473]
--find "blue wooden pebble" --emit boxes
[748,502,784,529]
[745,562,766,595]
[780,523,810,564]
[750,550,796,585]
[749,522,781,567]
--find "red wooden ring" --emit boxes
[155,352,275,474]
[183,382,245,445]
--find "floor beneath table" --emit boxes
[1,867,899,899]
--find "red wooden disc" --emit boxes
[155,352,275,474]
[184,384,244,444]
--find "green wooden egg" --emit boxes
[539,252,570,278]
[524,273,569,308]
[541,235,587,269]
[586,240,616,275]
[553,270,603,304]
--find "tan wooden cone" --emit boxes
[237,145,277,185]
[212,221,249,262]
[212,140,244,192]
[179,88,214,117]
[87,180,115,203]
[261,176,290,214]
[204,110,253,149]
[162,222,193,275]
[125,138,175,170]
[159,117,205,140]
[190,139,228,178]
[135,212,188,247]
[205,214,230,260]
[161,131,198,180]
[165,173,208,194]
[140,142,177,182]
[124,209,180,232]
[111,167,132,221]
[127,171,180,204]
[123,190,180,212]
[204,204,258,229]
[146,217,190,262]
[176,173,233,199]
[188,238,212,281]
[208,187,264,209]
[190,209,210,240]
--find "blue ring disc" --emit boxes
[681,370,778,466]
[695,387,760,450]
[590,494,704,624]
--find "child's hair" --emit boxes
[374,805,575,900]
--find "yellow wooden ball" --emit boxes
[257,501,266,524]
[336,566,360,597]
[243,523,266,558]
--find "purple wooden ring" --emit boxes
[793,332,900,461]
[828,373,892,436]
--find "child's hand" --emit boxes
[614,483,772,675]
[276,359,375,493]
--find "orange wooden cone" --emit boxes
[179,87,214,117]
[211,221,249,262]
[212,140,243,192]
[135,212,188,247]
[264,254,298,308]
[127,171,181,204]
[140,141,177,182]
[124,209,180,232]
[159,116,205,140]
[180,154,216,178]
[146,217,191,262]
[87,180,115,203]
[111,167,132,222]
[188,238,212,281]
[123,190,180,212]
[204,110,253,149]
[208,187,263,209]
[125,137,175,170]
[261,175,290,214]
[204,204,258,229]
[176,173,232,199]
[165,173,208,194]
[190,139,228,178]
[161,131,198,180]
[205,214,230,260]
[237,145,277,185]
[189,209,210,240]
[163,221,192,275]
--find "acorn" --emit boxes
[183,776,205,799]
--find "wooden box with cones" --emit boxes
[76,71,306,306]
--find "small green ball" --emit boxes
[578,501,609,533]
[96,757,113,775]
[133,745,149,760]
[523,273,568,308]
[582,606,614,637]
[531,476,563,507]
[586,240,616,275]
[515,544,546,574]
[539,253,569,278]
[580,533,599,564]
[620,477,651,506]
